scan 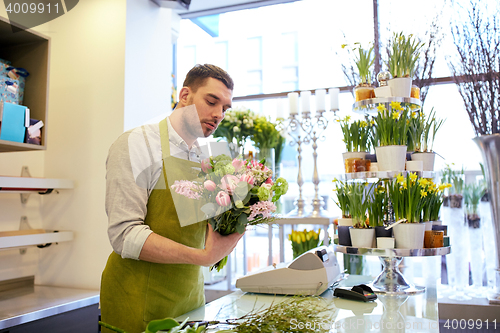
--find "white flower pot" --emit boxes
[342,151,367,163]
[388,77,412,97]
[411,152,436,171]
[349,228,375,248]
[375,145,407,171]
[422,221,433,231]
[393,223,426,249]
[377,237,395,249]
[405,160,423,172]
[338,217,353,226]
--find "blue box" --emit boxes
[0,102,27,143]
[0,76,23,105]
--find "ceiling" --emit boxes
[153,0,299,18]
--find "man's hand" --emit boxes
[201,224,244,267]
[138,224,244,266]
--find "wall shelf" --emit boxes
[0,176,74,193]
[0,230,73,250]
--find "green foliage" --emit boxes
[367,182,387,227]
[347,182,374,228]
[373,101,410,146]
[213,108,257,147]
[387,32,424,78]
[332,178,350,218]
[337,115,371,152]
[464,182,485,215]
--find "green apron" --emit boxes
[100,119,207,333]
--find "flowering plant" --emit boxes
[408,108,445,152]
[288,229,321,259]
[419,178,451,222]
[337,116,371,152]
[213,108,257,149]
[171,154,288,271]
[342,42,375,85]
[387,32,424,78]
[367,182,387,227]
[388,172,429,223]
[332,178,350,218]
[347,181,374,228]
[252,115,287,173]
[373,101,410,146]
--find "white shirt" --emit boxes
[105,117,205,259]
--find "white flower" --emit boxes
[233,126,240,132]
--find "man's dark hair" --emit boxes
[183,64,234,92]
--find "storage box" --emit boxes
[25,119,43,145]
[0,102,27,143]
[0,76,23,105]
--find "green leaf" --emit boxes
[145,317,185,333]
[236,213,248,234]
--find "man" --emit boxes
[100,64,243,333]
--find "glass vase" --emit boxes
[466,205,486,297]
[447,198,472,301]
[257,148,275,176]
[228,142,242,159]
[480,200,497,296]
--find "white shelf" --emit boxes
[0,230,73,250]
[0,176,74,192]
[353,96,421,115]
[340,170,435,180]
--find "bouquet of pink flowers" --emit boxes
[171,154,288,271]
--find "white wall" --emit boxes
[0,0,174,290]
[124,0,174,131]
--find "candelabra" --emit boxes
[284,105,337,218]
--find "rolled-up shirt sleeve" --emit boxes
[105,127,160,259]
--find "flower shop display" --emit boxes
[342,42,375,102]
[368,182,392,239]
[171,154,288,271]
[288,229,321,259]
[386,32,424,97]
[373,101,410,171]
[332,178,352,246]
[213,108,257,158]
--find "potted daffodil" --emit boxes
[342,42,375,102]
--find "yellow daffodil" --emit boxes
[392,111,400,120]
[360,120,368,128]
[421,190,427,197]
[390,101,403,111]
[377,103,387,112]
[341,44,348,49]
[345,115,351,122]
[396,174,405,184]
[409,172,418,182]
[418,178,429,186]
[412,112,418,118]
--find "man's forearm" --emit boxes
[138,232,207,265]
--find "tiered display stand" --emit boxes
[332,95,450,295]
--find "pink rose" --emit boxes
[204,180,217,191]
[265,177,273,185]
[215,191,231,206]
[220,174,239,194]
[240,174,255,186]
[232,158,245,172]
[201,159,212,173]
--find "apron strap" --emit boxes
[159,119,170,160]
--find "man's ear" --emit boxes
[178,86,191,105]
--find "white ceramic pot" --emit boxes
[411,152,436,171]
[349,228,375,248]
[377,237,395,249]
[375,145,407,171]
[338,217,353,226]
[422,221,433,231]
[342,151,367,163]
[387,77,412,97]
[393,223,426,249]
[406,160,423,172]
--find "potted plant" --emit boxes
[388,172,426,248]
[411,108,445,171]
[386,32,424,97]
[342,42,375,102]
[421,180,451,224]
[373,101,410,171]
[337,116,371,172]
[347,181,375,248]
[449,167,465,208]
[367,181,392,239]
[332,178,352,246]
[213,108,257,158]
